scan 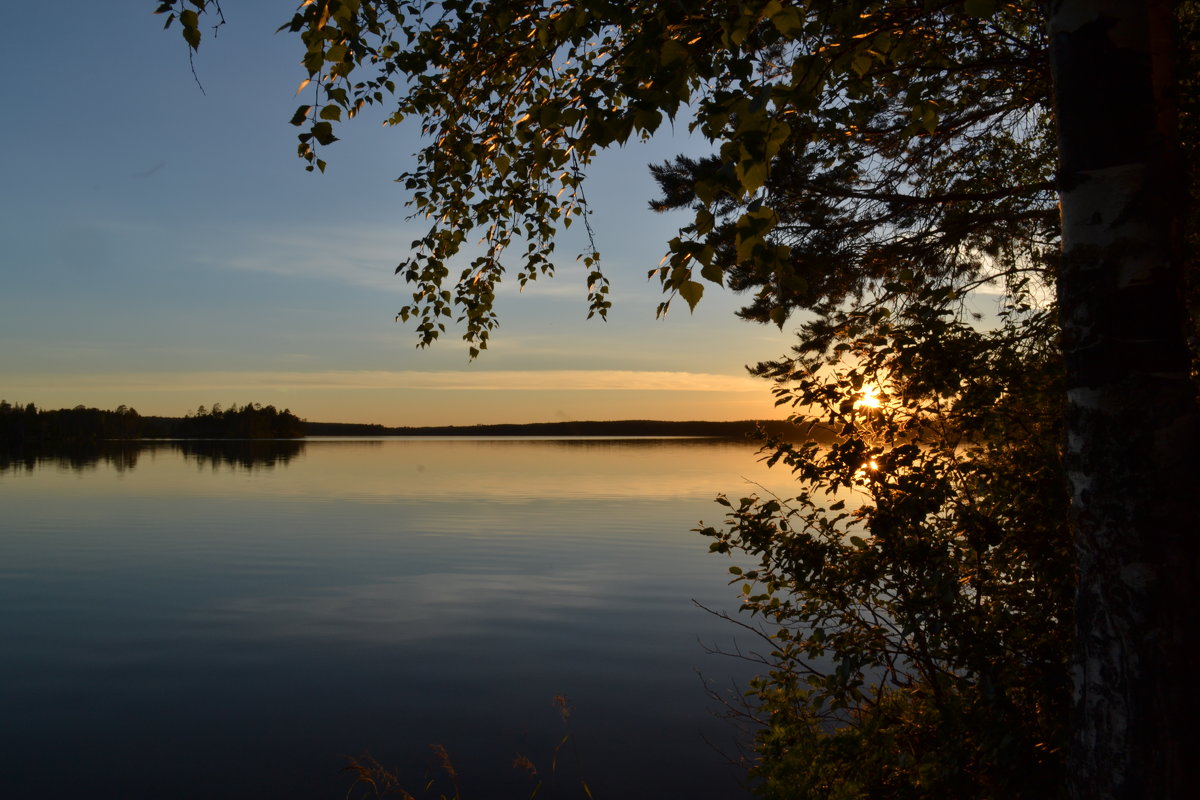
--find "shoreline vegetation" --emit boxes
[0,399,824,446]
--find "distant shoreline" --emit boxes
[3,400,829,446]
[298,418,816,440]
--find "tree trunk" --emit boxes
[1048,1,1199,797]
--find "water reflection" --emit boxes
[0,441,147,474]
[0,436,756,475]
[0,438,781,800]
[177,439,304,471]
[0,439,305,474]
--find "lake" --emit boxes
[0,438,787,799]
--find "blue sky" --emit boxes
[1,2,796,425]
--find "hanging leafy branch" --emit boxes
[157,0,1054,355]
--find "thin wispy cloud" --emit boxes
[200,225,420,292]
[199,218,664,302]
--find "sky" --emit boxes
[1,2,799,426]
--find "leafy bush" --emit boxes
[702,279,1072,799]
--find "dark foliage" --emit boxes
[0,401,144,446]
[0,400,305,445]
[173,402,306,439]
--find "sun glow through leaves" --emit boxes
[854,384,883,410]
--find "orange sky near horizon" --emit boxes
[2,369,784,426]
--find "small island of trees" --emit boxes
[172,403,306,439]
[0,400,305,445]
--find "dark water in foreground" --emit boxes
[0,438,784,800]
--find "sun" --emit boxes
[854,384,882,410]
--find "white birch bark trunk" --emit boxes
[1048,1,1199,797]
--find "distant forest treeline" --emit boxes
[304,418,823,440]
[2,400,824,446]
[0,401,305,446]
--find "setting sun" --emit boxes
[854,384,883,410]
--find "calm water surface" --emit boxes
[0,438,787,799]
